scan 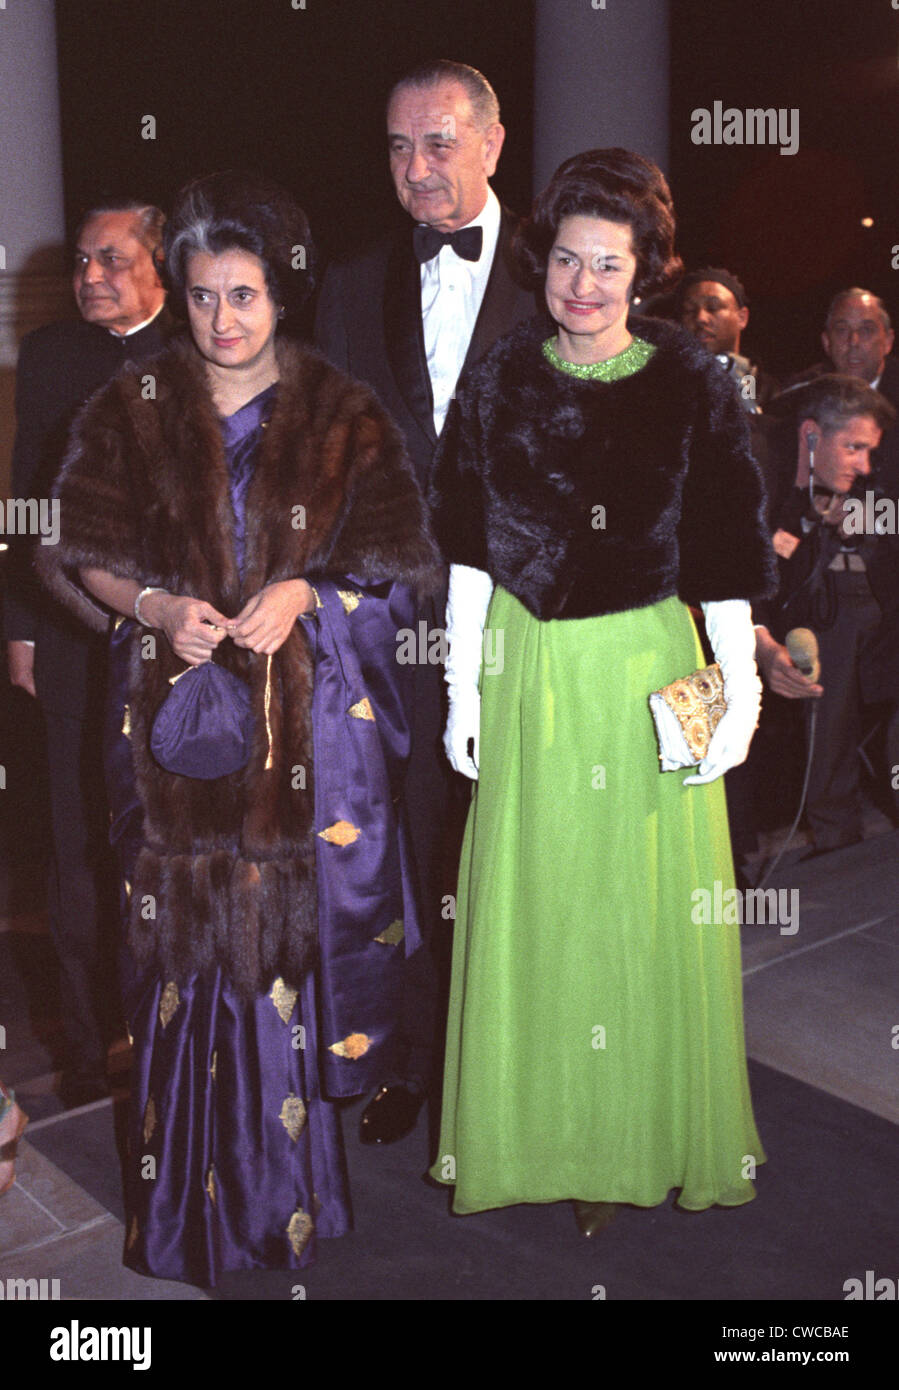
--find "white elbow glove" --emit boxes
[444,563,494,780]
[683,599,763,786]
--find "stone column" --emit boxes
[533,0,671,192]
[0,0,71,491]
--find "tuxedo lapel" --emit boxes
[461,208,528,376]
[383,230,437,448]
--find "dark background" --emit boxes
[55,0,537,258]
[670,0,899,376]
[50,0,899,377]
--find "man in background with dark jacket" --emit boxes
[5,198,168,1106]
[753,375,897,857]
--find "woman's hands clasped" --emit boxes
[228,580,316,654]
[140,593,230,666]
[142,580,315,665]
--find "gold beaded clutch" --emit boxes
[648,663,726,771]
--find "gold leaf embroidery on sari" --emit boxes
[158,981,180,1029]
[374,919,404,945]
[270,977,298,1023]
[279,1094,307,1143]
[337,589,362,615]
[287,1208,314,1257]
[328,1032,372,1060]
[318,820,361,846]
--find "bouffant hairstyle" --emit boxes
[163,171,315,322]
[515,148,683,300]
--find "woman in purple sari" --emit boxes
[41,173,440,1285]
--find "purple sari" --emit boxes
[105,386,421,1285]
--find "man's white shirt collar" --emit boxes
[419,186,501,269]
[108,302,165,339]
[420,186,502,437]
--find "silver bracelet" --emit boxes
[134,586,168,626]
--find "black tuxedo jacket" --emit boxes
[874,354,899,406]
[313,205,542,492]
[872,356,899,498]
[5,311,172,717]
[313,205,540,919]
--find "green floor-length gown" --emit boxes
[431,344,765,1216]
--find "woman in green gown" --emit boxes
[427,149,776,1230]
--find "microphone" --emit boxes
[785,627,820,683]
[806,432,819,507]
[756,627,821,890]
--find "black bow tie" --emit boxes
[412,224,483,264]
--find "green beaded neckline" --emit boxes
[542,334,656,381]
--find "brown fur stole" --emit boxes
[40,334,441,995]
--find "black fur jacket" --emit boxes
[429,314,777,616]
[40,333,441,995]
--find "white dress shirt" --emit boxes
[114,302,165,338]
[420,186,501,437]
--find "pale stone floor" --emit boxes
[1,804,897,1302]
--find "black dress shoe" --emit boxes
[359,1084,424,1145]
[572,1200,618,1237]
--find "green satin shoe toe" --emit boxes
[572,1200,619,1237]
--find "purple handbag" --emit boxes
[150,662,254,779]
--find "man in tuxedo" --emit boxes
[752,375,898,856]
[315,60,538,1143]
[5,199,169,1106]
